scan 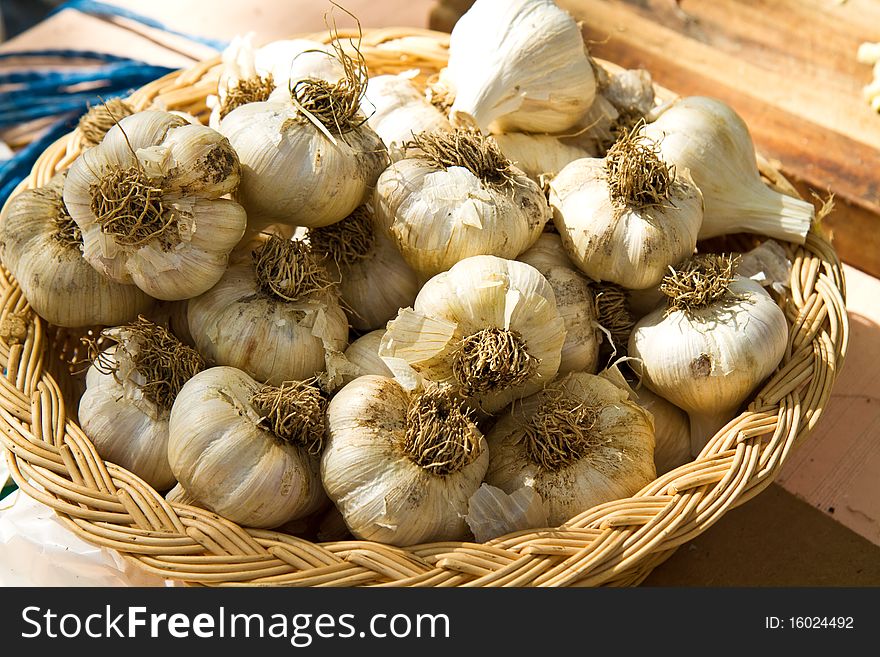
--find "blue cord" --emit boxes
[0,1,231,206]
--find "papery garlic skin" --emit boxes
[380,255,566,413]
[493,133,592,181]
[342,331,392,384]
[642,97,814,243]
[0,174,154,327]
[79,346,175,491]
[446,0,596,133]
[220,100,387,229]
[633,386,691,476]
[485,372,656,526]
[62,111,247,301]
[465,483,548,542]
[375,157,549,280]
[168,366,326,528]
[364,74,452,160]
[519,234,600,375]
[629,276,788,455]
[186,262,348,385]
[322,376,489,546]
[550,157,703,289]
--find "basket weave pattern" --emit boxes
[0,29,848,586]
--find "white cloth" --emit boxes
[0,489,172,586]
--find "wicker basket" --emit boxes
[0,28,849,587]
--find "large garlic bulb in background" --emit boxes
[79,318,205,491]
[380,255,566,413]
[518,234,600,375]
[308,204,419,331]
[208,34,345,129]
[374,129,549,280]
[220,43,387,229]
[492,133,592,182]
[550,130,703,289]
[187,234,348,385]
[0,173,154,327]
[62,110,247,301]
[341,330,392,385]
[168,367,327,528]
[363,73,452,160]
[445,0,596,133]
[628,254,789,455]
[633,386,691,476]
[485,372,656,526]
[322,376,488,545]
[642,96,814,243]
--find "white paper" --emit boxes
[0,490,173,587]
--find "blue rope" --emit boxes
[50,0,229,51]
[0,0,230,206]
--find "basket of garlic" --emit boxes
[0,0,848,587]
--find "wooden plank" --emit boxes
[561,0,880,277]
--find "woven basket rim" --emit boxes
[0,27,849,587]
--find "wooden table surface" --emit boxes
[3,0,879,585]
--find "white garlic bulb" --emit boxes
[308,204,419,331]
[445,0,596,133]
[628,254,789,455]
[485,372,656,526]
[363,73,452,160]
[342,330,392,384]
[219,43,388,229]
[79,318,205,491]
[633,386,691,476]
[168,367,327,528]
[0,173,154,327]
[465,483,548,543]
[550,130,703,289]
[62,110,247,301]
[642,97,815,243]
[519,234,600,375]
[322,376,488,545]
[374,129,549,280]
[380,255,566,413]
[492,132,593,181]
[186,234,348,385]
[208,34,345,129]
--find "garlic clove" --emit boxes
[492,132,593,182]
[464,483,548,542]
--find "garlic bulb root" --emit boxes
[77,98,135,148]
[250,379,327,455]
[450,327,538,396]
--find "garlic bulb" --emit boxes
[219,41,388,229]
[627,285,665,319]
[550,129,703,289]
[374,129,549,279]
[62,110,247,301]
[633,386,691,476]
[380,255,566,413]
[0,173,154,327]
[465,483,548,542]
[445,0,596,133]
[492,132,593,181]
[322,376,488,545]
[628,254,788,455]
[518,233,600,375]
[186,234,348,385]
[485,372,656,526]
[208,34,345,129]
[603,69,656,120]
[363,74,452,160]
[79,318,205,490]
[342,330,392,384]
[308,204,418,331]
[642,97,814,243]
[168,367,327,528]
[563,94,619,155]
